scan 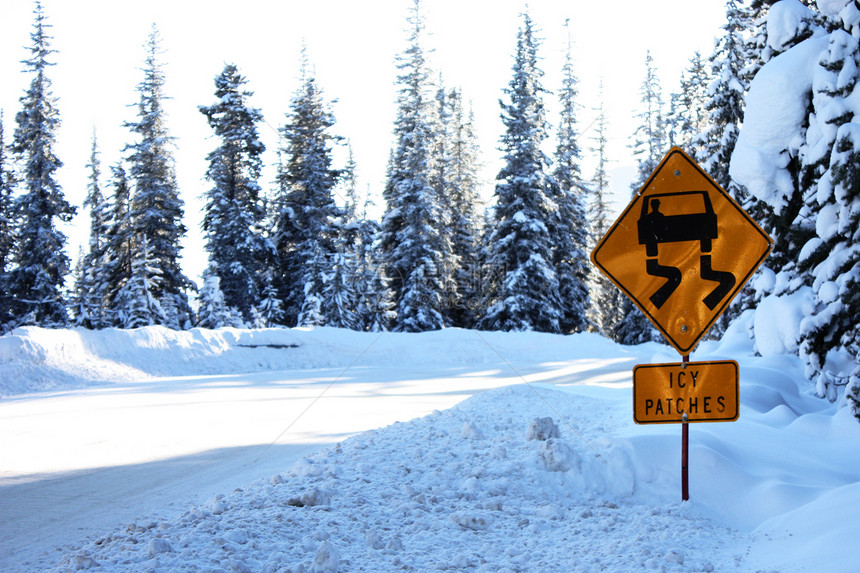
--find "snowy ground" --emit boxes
[1,320,858,572]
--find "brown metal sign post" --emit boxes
[682,356,689,502]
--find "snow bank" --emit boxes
[46,372,860,572]
[754,287,817,356]
[50,384,744,572]
[0,326,631,397]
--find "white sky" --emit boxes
[0,0,727,284]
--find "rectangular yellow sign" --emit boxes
[633,360,739,424]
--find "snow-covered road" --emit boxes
[2,346,632,571]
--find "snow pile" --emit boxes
[51,384,743,573]
[0,325,626,397]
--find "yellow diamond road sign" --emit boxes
[591,147,773,355]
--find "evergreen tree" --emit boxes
[669,51,710,158]
[123,26,193,329]
[273,56,342,328]
[199,63,269,325]
[698,0,749,191]
[348,187,393,332]
[255,267,285,328]
[320,249,359,330]
[479,11,562,333]
[630,51,668,190]
[586,85,623,337]
[0,113,16,331]
[101,163,134,326]
[8,1,75,328]
[795,17,860,408]
[116,235,166,329]
[446,90,482,328]
[379,0,448,332]
[731,0,860,419]
[552,26,590,334]
[197,274,244,329]
[742,1,821,306]
[73,132,111,328]
[428,82,459,324]
[615,51,666,344]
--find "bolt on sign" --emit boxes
[591,147,773,355]
[632,360,739,424]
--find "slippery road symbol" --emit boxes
[638,192,735,310]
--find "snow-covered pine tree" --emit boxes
[794,3,860,413]
[116,235,166,329]
[8,1,75,328]
[273,54,343,328]
[551,25,590,334]
[321,142,363,331]
[0,113,16,331]
[73,132,111,328]
[698,0,750,191]
[196,273,244,329]
[100,163,134,327]
[479,11,562,333]
[363,246,396,332]
[123,26,193,329]
[346,184,393,332]
[586,84,624,337]
[428,82,460,325]
[255,267,285,328]
[630,51,669,188]
[199,63,269,326]
[321,249,359,330]
[730,0,860,419]
[614,51,666,345]
[379,0,448,332]
[445,89,482,328]
[668,51,710,158]
[733,1,822,305]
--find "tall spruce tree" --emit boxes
[669,51,710,158]
[630,51,669,189]
[428,82,460,324]
[379,0,448,332]
[730,0,860,420]
[614,51,667,345]
[123,26,193,329]
[587,85,624,337]
[446,89,482,328]
[795,12,860,410]
[479,11,562,333]
[0,115,13,307]
[552,25,590,334]
[100,163,134,326]
[199,63,269,326]
[0,113,16,331]
[739,0,821,307]
[699,0,749,190]
[8,1,75,328]
[73,132,111,328]
[273,56,342,328]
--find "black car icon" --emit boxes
[638,191,718,257]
